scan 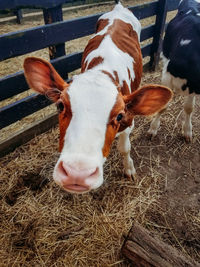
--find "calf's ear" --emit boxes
[23,57,68,102]
[124,84,173,116]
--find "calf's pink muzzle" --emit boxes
[54,161,100,193]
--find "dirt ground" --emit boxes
[0,1,200,266]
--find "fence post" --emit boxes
[43,5,66,60]
[14,8,23,24]
[149,0,168,70]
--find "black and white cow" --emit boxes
[148,0,200,142]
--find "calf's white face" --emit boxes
[53,71,119,193]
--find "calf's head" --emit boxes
[24,57,172,193]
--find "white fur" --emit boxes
[186,10,192,14]
[183,95,196,142]
[180,39,191,46]
[85,35,135,91]
[98,3,141,37]
[162,56,189,95]
[117,123,136,177]
[54,71,118,189]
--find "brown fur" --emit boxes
[58,92,72,151]
[81,35,105,72]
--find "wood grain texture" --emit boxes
[122,223,200,267]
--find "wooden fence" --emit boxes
[0,0,113,24]
[0,0,179,156]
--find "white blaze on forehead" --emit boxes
[98,3,141,38]
[85,35,135,90]
[180,39,192,46]
[62,70,118,156]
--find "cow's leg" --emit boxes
[117,125,136,178]
[147,105,168,138]
[148,58,171,138]
[183,94,195,142]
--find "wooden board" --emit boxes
[0,52,82,101]
[122,223,200,267]
[0,0,73,10]
[0,94,52,129]
[0,1,158,61]
[0,112,58,157]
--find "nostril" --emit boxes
[58,161,68,177]
[57,161,99,180]
[90,167,99,177]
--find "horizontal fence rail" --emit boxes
[0,22,154,102]
[0,44,152,130]
[0,1,159,61]
[0,52,82,101]
[0,0,180,155]
[0,0,84,10]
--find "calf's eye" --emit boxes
[56,101,64,113]
[116,113,123,122]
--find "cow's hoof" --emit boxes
[147,129,157,140]
[147,132,155,140]
[124,169,136,180]
[184,134,192,143]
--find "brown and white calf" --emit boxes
[24,2,172,193]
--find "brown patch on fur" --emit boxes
[107,19,143,91]
[96,19,109,33]
[87,56,104,70]
[132,61,143,90]
[113,71,120,85]
[121,80,130,95]
[81,35,105,72]
[102,70,120,91]
[118,111,134,132]
[81,19,142,93]
[102,94,125,157]
[58,90,72,151]
[127,68,131,80]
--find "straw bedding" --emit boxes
[1,70,200,265]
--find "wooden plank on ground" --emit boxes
[0,112,58,158]
[122,223,200,267]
